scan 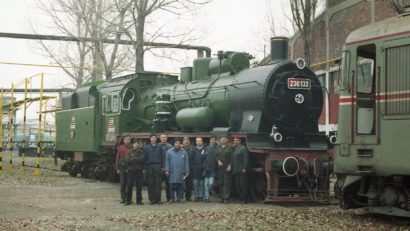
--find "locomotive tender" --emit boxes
[335,10,410,216]
[56,37,332,202]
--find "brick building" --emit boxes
[290,0,398,66]
[288,0,399,135]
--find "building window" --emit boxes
[317,74,326,92]
[329,71,339,93]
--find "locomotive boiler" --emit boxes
[56,37,332,202]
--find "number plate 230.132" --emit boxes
[287,78,311,90]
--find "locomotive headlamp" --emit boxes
[296,58,306,70]
[248,115,255,122]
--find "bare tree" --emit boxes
[34,0,93,87]
[390,0,410,14]
[123,0,210,71]
[35,0,132,87]
[83,0,133,80]
[290,0,319,65]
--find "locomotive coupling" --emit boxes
[269,125,283,143]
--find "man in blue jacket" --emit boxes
[192,137,207,202]
[144,135,162,205]
[165,139,190,203]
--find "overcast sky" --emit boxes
[0,0,294,123]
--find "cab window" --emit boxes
[356,44,375,94]
[122,88,135,110]
[102,92,120,115]
[112,93,120,113]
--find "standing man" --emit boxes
[192,137,207,202]
[115,136,132,203]
[125,141,145,205]
[165,139,190,203]
[232,137,249,204]
[203,135,218,203]
[158,133,172,202]
[216,136,234,203]
[144,135,162,205]
[182,137,194,201]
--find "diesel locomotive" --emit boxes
[56,37,333,202]
[334,10,410,216]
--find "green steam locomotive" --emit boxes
[334,11,410,217]
[56,37,333,202]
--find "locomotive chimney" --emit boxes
[270,37,289,62]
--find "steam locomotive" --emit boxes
[56,37,333,202]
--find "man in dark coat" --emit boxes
[232,136,249,204]
[192,137,207,201]
[215,136,233,203]
[165,139,190,203]
[125,142,145,205]
[182,137,194,201]
[144,135,163,205]
[115,136,132,203]
[159,133,172,202]
[203,135,217,203]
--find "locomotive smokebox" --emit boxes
[270,37,289,62]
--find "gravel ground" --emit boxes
[0,156,409,231]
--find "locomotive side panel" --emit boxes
[56,107,97,152]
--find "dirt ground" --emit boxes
[0,156,409,231]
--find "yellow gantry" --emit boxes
[0,73,58,175]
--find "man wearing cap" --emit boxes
[232,136,249,204]
[115,135,132,204]
[215,136,234,203]
[182,137,194,201]
[165,139,190,203]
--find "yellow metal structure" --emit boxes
[17,78,28,173]
[0,73,56,175]
[5,83,14,172]
[32,73,44,176]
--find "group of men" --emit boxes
[115,134,249,206]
